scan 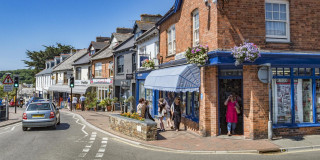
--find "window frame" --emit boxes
[265,0,290,42]
[75,67,81,80]
[192,9,200,47]
[94,63,102,78]
[117,56,124,74]
[272,67,320,128]
[167,24,176,56]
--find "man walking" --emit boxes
[80,94,86,111]
[72,96,78,111]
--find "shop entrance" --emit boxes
[219,79,243,135]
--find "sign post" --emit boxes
[2,73,13,120]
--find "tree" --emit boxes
[23,43,74,75]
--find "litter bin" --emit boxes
[0,105,6,121]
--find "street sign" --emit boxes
[3,85,13,92]
[2,74,13,84]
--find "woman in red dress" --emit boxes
[224,94,240,136]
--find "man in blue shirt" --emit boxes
[80,95,86,111]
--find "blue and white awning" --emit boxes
[144,64,200,92]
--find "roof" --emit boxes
[112,33,133,43]
[73,52,90,66]
[113,35,135,53]
[91,46,113,60]
[135,26,158,43]
[35,68,53,76]
[91,41,109,50]
[53,49,87,72]
[135,21,156,31]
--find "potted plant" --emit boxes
[231,42,261,66]
[99,98,112,112]
[185,45,209,66]
[142,59,155,69]
[111,97,118,112]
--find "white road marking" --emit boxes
[72,115,88,136]
[101,144,107,148]
[101,141,108,144]
[82,148,90,152]
[95,153,104,158]
[98,148,106,152]
[91,134,97,138]
[90,138,95,141]
[0,124,20,135]
[92,132,97,135]
[102,137,108,141]
[85,145,92,148]
[89,141,94,143]
[78,153,87,157]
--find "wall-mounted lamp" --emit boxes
[204,0,211,7]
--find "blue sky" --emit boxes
[0,0,173,71]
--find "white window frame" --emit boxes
[75,67,81,80]
[95,63,102,78]
[193,10,200,47]
[167,24,176,56]
[265,0,290,42]
[139,46,146,55]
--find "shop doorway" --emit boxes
[219,79,243,135]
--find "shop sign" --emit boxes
[91,78,113,84]
[126,74,134,80]
[75,80,90,85]
[175,51,186,60]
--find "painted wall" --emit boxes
[136,36,159,68]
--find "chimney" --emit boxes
[96,37,111,42]
[140,14,162,22]
[116,28,133,34]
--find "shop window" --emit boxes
[294,79,313,123]
[272,68,277,76]
[284,68,290,76]
[315,68,320,77]
[272,79,292,124]
[316,80,320,122]
[277,68,284,76]
[139,81,145,102]
[146,89,154,116]
[194,92,200,119]
[186,92,192,116]
[293,68,298,76]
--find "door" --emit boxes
[219,79,243,135]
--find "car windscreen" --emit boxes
[27,103,51,111]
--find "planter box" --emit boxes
[109,114,157,141]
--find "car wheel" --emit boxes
[22,127,28,131]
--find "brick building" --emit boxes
[138,0,320,139]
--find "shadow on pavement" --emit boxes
[27,123,70,131]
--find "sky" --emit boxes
[0,0,173,71]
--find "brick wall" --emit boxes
[199,66,219,136]
[243,65,269,139]
[91,57,113,78]
[217,0,320,51]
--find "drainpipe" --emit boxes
[267,63,273,140]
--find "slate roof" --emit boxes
[114,35,135,53]
[35,68,53,76]
[53,49,87,71]
[73,52,90,66]
[135,26,158,43]
[136,21,156,31]
[91,46,113,60]
[91,41,109,50]
[112,33,133,43]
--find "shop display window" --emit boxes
[294,79,313,123]
[139,81,145,101]
[316,80,320,122]
[272,78,292,124]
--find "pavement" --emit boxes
[0,106,24,127]
[59,109,320,154]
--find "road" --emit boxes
[0,112,319,160]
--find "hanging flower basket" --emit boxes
[142,59,155,69]
[185,45,209,66]
[231,42,261,66]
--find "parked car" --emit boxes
[22,101,60,131]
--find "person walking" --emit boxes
[80,95,86,111]
[141,100,155,121]
[137,98,145,116]
[67,95,71,110]
[224,94,240,136]
[159,98,173,130]
[158,102,166,131]
[171,97,183,132]
[72,96,78,111]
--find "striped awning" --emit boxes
[144,64,200,92]
[48,85,90,95]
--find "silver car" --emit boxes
[22,101,60,131]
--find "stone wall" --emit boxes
[109,114,157,141]
[274,127,320,137]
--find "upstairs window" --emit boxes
[265,0,290,42]
[75,67,81,80]
[167,25,176,56]
[95,63,102,78]
[193,10,199,46]
[117,56,124,74]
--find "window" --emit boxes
[117,56,124,74]
[75,67,81,80]
[272,78,292,124]
[139,46,146,55]
[154,41,159,57]
[132,54,136,72]
[265,0,290,42]
[63,72,68,84]
[294,79,313,123]
[167,25,176,56]
[95,63,102,78]
[109,61,114,77]
[193,10,199,46]
[88,66,91,79]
